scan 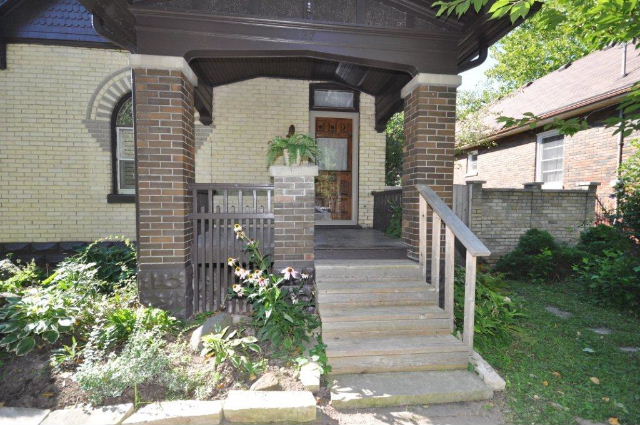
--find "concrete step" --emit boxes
[330,370,493,409]
[322,317,452,339]
[325,335,470,374]
[318,289,436,308]
[316,280,430,294]
[320,305,449,322]
[315,259,422,282]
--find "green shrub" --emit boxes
[0,260,44,293]
[97,306,179,350]
[577,225,633,256]
[385,201,402,238]
[201,326,265,376]
[495,229,582,282]
[229,225,320,356]
[0,288,78,355]
[75,327,185,405]
[574,250,640,310]
[454,269,523,351]
[69,237,137,292]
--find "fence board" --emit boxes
[453,184,469,225]
[189,183,275,314]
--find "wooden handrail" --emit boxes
[416,184,490,257]
[416,184,490,349]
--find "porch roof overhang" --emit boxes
[79,0,526,130]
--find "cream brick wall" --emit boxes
[195,77,386,227]
[0,44,136,242]
[1,51,387,243]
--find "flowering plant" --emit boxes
[228,225,318,355]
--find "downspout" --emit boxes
[615,43,628,213]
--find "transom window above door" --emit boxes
[536,130,565,189]
[310,83,359,112]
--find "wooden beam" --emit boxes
[194,79,213,126]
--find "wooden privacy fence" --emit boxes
[189,183,274,314]
[371,188,402,232]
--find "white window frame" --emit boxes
[466,150,478,177]
[116,126,135,194]
[536,129,564,189]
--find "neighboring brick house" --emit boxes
[454,45,640,208]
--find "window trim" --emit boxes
[536,129,564,189]
[309,83,360,113]
[466,150,478,177]
[108,93,135,203]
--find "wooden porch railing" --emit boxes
[417,184,491,349]
[189,183,274,313]
[371,187,402,232]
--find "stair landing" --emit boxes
[315,258,493,409]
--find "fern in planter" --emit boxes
[267,133,319,166]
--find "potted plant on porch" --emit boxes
[267,133,319,166]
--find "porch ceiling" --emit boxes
[190,56,411,131]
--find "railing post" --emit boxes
[463,251,477,348]
[431,212,441,291]
[418,195,428,278]
[444,226,455,328]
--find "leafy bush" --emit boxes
[574,250,640,310]
[97,306,179,350]
[71,237,136,290]
[75,326,187,405]
[577,225,633,256]
[201,326,265,376]
[229,225,320,356]
[454,269,523,350]
[0,288,77,355]
[0,259,44,293]
[495,229,582,282]
[385,201,402,238]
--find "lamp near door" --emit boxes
[266,127,319,166]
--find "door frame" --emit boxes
[309,110,360,226]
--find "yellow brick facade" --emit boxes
[0,44,136,242]
[1,47,387,242]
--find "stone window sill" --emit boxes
[107,193,135,204]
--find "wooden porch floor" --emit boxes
[314,228,407,260]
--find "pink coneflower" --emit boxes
[281,266,300,280]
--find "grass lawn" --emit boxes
[478,280,640,425]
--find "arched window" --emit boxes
[108,93,134,202]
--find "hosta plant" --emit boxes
[201,325,265,376]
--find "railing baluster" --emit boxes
[463,251,477,348]
[418,195,428,279]
[444,225,455,328]
[431,212,441,293]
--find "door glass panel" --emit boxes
[318,138,348,171]
[313,90,354,109]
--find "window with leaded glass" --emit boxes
[112,95,135,196]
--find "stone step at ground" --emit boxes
[315,259,422,282]
[326,334,470,374]
[330,370,493,409]
[316,279,432,294]
[318,289,436,308]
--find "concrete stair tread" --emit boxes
[315,259,420,268]
[318,290,435,307]
[330,370,493,409]
[320,304,448,322]
[316,280,435,294]
[326,334,469,357]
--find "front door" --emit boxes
[314,117,355,224]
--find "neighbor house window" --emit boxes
[309,83,359,112]
[536,130,565,189]
[108,94,135,202]
[466,150,478,176]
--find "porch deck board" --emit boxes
[314,228,407,259]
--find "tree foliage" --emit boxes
[385,112,404,186]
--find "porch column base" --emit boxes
[138,265,193,319]
[270,165,319,272]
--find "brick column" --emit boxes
[131,55,198,318]
[401,73,460,260]
[269,165,319,271]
